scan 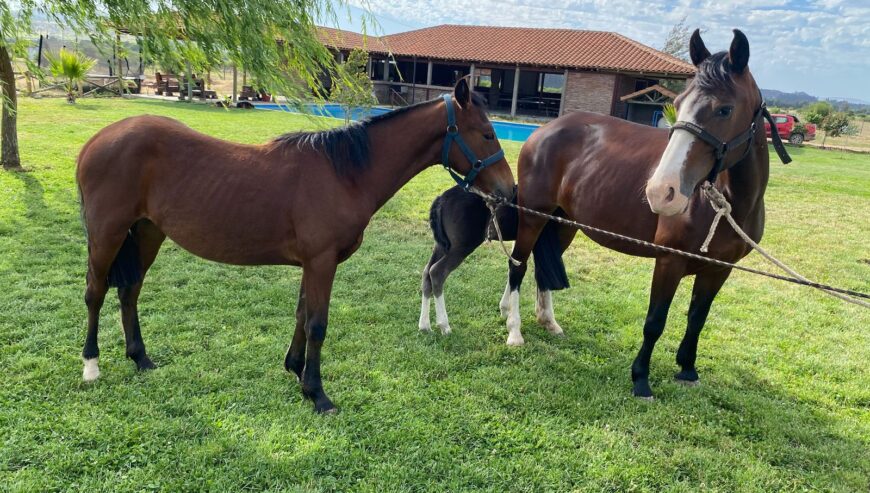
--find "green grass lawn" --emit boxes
[1,98,868,492]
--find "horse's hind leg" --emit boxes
[428,245,475,335]
[117,219,165,371]
[418,249,442,333]
[82,225,132,381]
[674,268,731,385]
[535,224,576,337]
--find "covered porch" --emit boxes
[366,55,567,118]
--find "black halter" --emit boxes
[669,97,792,183]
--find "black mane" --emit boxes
[272,97,443,177]
[695,51,734,91]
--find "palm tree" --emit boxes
[46,48,96,103]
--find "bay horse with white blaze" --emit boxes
[503,29,788,399]
[76,79,514,413]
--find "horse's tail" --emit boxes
[107,231,142,288]
[77,182,142,289]
[429,193,451,252]
[533,217,569,291]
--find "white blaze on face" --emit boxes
[647,90,703,215]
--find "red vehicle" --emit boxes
[764,113,816,145]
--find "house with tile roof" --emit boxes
[318,25,695,125]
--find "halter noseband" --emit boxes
[669,94,792,183]
[441,93,505,190]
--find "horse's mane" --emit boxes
[270,98,439,177]
[271,92,488,177]
[695,51,735,91]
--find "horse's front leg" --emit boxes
[675,267,731,385]
[300,254,338,414]
[631,256,685,399]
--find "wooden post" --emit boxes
[185,59,193,102]
[115,32,125,95]
[426,61,433,85]
[469,63,475,86]
[383,59,389,81]
[510,66,520,117]
[558,69,568,116]
[232,65,238,103]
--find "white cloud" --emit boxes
[346,0,870,99]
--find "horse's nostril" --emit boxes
[665,186,675,203]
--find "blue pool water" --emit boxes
[255,103,539,143]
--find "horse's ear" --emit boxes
[728,29,750,74]
[689,29,710,66]
[454,76,471,108]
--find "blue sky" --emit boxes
[326,0,870,101]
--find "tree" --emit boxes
[46,48,97,103]
[661,16,691,61]
[803,101,834,126]
[2,0,364,170]
[659,16,691,93]
[820,112,851,146]
[330,49,375,125]
[1,2,34,170]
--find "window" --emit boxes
[774,116,788,124]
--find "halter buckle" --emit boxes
[446,124,459,135]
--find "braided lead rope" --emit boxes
[467,187,869,308]
[469,187,521,266]
[700,182,870,309]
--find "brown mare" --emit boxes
[76,79,514,413]
[502,30,777,399]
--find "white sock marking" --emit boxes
[536,289,564,336]
[419,295,432,332]
[82,357,100,382]
[434,294,451,335]
[506,290,524,346]
[499,282,512,319]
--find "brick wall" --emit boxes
[561,71,616,116]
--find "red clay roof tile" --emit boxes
[320,25,694,76]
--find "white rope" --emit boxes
[701,182,870,309]
[469,187,521,266]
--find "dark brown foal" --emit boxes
[504,30,777,399]
[77,79,514,413]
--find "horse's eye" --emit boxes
[717,106,734,118]
[484,133,496,141]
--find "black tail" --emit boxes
[107,230,142,288]
[429,194,451,251]
[533,218,569,291]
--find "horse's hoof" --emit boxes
[313,396,338,414]
[674,369,699,385]
[418,322,432,333]
[506,334,525,346]
[632,380,654,400]
[437,324,452,335]
[135,356,157,371]
[499,306,509,319]
[635,395,655,402]
[82,358,100,382]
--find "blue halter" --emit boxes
[440,93,505,190]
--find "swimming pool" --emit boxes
[255,103,540,143]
